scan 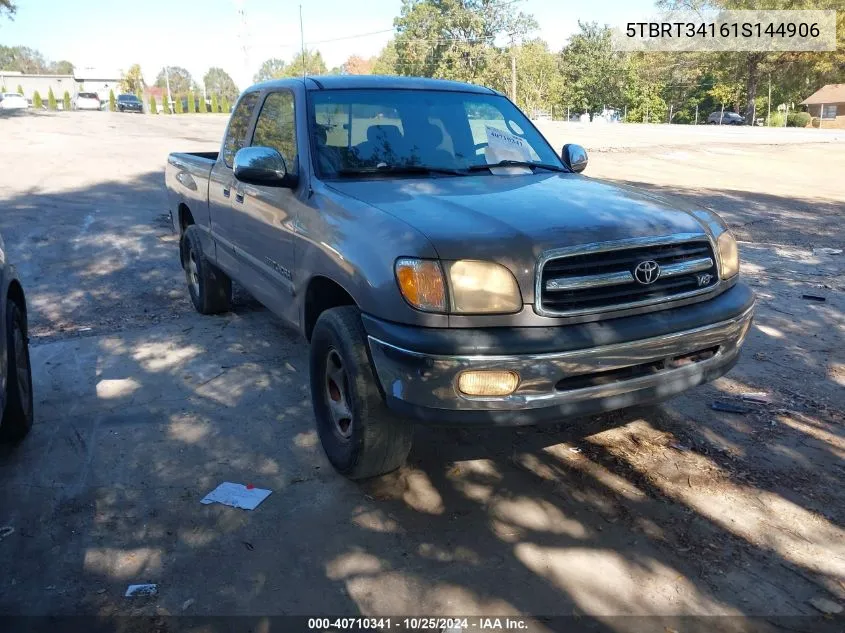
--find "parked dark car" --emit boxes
[707,111,745,125]
[0,231,33,442]
[117,94,143,113]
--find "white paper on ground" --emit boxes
[125,584,158,597]
[484,125,532,175]
[200,482,272,510]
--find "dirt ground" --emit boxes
[0,109,843,632]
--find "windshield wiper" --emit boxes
[466,160,567,173]
[336,165,467,177]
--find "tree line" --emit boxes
[253,0,844,125]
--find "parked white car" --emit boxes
[73,92,101,111]
[0,93,29,111]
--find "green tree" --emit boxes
[203,67,238,103]
[393,0,536,84]
[155,66,193,95]
[62,90,71,111]
[211,93,219,113]
[198,92,208,113]
[221,95,231,113]
[282,49,328,77]
[49,60,74,74]
[175,95,184,114]
[372,40,399,75]
[162,94,171,114]
[16,83,22,94]
[559,22,627,115]
[47,87,57,110]
[513,39,563,114]
[187,90,196,113]
[0,45,47,73]
[121,63,145,94]
[108,89,116,112]
[254,58,287,82]
[32,90,42,108]
[149,95,158,114]
[1,1,17,19]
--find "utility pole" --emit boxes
[300,5,307,77]
[695,103,698,125]
[669,104,673,124]
[164,66,172,114]
[510,34,517,102]
[767,73,772,126]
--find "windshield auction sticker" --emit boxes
[485,125,532,174]
[611,10,836,52]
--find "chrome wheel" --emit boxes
[324,348,353,439]
[13,322,30,408]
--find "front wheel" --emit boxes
[1,300,34,442]
[310,306,413,479]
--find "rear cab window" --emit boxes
[222,92,260,168]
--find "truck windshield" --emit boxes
[309,89,564,178]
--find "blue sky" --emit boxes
[2,0,654,89]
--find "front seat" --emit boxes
[355,124,406,165]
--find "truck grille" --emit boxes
[537,235,719,317]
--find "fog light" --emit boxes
[457,370,519,397]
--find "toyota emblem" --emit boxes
[633,260,661,285]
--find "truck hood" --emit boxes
[328,173,707,303]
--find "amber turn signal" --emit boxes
[395,258,447,312]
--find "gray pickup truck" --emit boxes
[165,75,755,479]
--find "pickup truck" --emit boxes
[165,75,755,479]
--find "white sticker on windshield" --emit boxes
[484,125,532,174]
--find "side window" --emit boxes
[252,91,298,175]
[222,92,260,168]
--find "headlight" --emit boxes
[395,258,446,312]
[446,260,522,314]
[717,231,739,279]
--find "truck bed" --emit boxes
[165,151,219,233]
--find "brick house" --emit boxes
[801,84,845,129]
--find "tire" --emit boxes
[310,306,413,479]
[181,225,232,315]
[1,300,34,442]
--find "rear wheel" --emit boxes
[1,300,34,442]
[310,306,413,479]
[181,225,232,315]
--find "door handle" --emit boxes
[222,186,231,198]
[235,191,245,204]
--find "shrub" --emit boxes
[221,95,231,114]
[211,93,219,113]
[198,93,207,113]
[33,91,42,108]
[63,90,71,111]
[16,84,23,95]
[162,94,171,114]
[768,112,786,127]
[787,111,811,127]
[108,89,116,112]
[149,95,158,114]
[187,90,196,113]
[47,87,57,110]
[0,85,5,93]
[175,95,184,114]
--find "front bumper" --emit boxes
[366,283,755,426]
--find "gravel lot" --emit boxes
[0,109,843,630]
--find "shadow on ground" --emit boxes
[0,174,842,633]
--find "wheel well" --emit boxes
[304,277,356,341]
[7,281,27,332]
[179,204,194,233]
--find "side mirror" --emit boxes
[233,146,289,186]
[561,144,588,173]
